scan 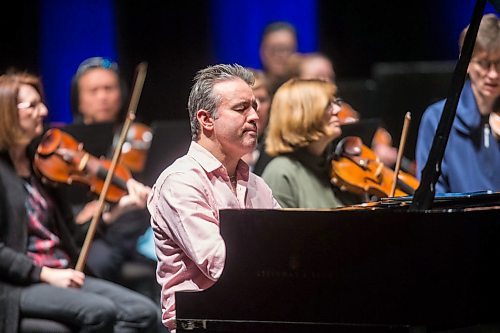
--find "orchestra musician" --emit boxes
[261,78,361,208]
[70,57,126,125]
[296,51,336,83]
[147,64,280,332]
[69,56,152,282]
[241,68,273,175]
[0,72,158,332]
[296,52,408,173]
[259,21,298,96]
[416,13,500,193]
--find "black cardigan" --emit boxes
[0,152,81,332]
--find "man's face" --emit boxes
[260,30,297,77]
[212,79,259,158]
[468,50,500,106]
[78,68,122,124]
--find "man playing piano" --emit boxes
[147,64,280,332]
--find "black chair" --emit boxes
[119,255,160,304]
[19,318,74,333]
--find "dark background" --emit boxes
[1,1,494,160]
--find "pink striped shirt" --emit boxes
[147,142,280,331]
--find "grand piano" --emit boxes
[176,197,500,332]
[176,0,500,331]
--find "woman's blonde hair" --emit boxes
[0,72,44,151]
[265,78,337,156]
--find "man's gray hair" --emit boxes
[459,13,500,54]
[188,64,255,141]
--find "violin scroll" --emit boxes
[338,102,360,125]
[119,122,153,173]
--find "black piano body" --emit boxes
[176,195,500,332]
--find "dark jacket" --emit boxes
[0,152,80,332]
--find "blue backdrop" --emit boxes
[40,0,117,123]
[39,0,497,123]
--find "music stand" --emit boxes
[60,122,115,158]
[138,120,192,186]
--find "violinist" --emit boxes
[296,52,406,172]
[416,14,500,193]
[69,56,152,282]
[71,56,152,173]
[261,78,361,208]
[71,56,125,124]
[0,72,158,332]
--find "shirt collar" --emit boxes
[187,141,250,180]
[455,80,482,135]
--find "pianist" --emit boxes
[147,64,281,332]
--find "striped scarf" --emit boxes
[24,178,70,268]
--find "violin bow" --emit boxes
[389,112,411,197]
[75,62,148,272]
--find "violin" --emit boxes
[34,128,131,203]
[330,136,419,198]
[338,102,360,125]
[337,100,417,176]
[118,122,153,173]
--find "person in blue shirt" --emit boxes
[416,13,500,193]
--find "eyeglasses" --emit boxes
[266,45,295,56]
[325,98,343,114]
[17,101,45,112]
[472,59,500,72]
[332,98,343,107]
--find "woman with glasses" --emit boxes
[0,72,158,332]
[261,78,361,208]
[416,13,500,193]
[296,52,414,175]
